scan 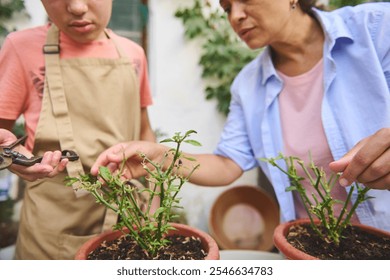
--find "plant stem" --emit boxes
[262,152,371,245]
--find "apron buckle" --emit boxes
[43,44,60,54]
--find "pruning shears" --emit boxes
[0,135,79,170]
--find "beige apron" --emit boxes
[15,25,141,259]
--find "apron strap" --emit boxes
[43,25,88,198]
[104,29,128,58]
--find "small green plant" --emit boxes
[262,153,371,245]
[65,130,201,257]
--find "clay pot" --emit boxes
[273,219,318,260]
[75,222,220,260]
[273,219,390,260]
[209,185,279,251]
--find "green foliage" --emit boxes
[330,0,374,9]
[66,130,201,257]
[12,122,25,137]
[0,0,26,36]
[329,0,365,7]
[262,153,371,245]
[175,0,259,116]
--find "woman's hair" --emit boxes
[299,0,323,14]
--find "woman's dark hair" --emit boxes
[299,0,322,14]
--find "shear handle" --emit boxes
[12,150,79,167]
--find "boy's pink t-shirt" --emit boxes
[278,60,358,222]
[0,24,152,151]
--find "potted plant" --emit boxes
[263,153,390,260]
[66,130,219,260]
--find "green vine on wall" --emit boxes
[175,0,259,116]
[329,0,381,9]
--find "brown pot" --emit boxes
[75,222,220,260]
[273,219,390,260]
[209,185,279,251]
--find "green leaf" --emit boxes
[184,129,197,136]
[184,139,202,146]
[160,138,174,143]
[98,166,112,182]
[182,155,197,162]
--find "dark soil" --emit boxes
[287,224,390,259]
[87,234,207,260]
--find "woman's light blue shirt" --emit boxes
[214,3,390,231]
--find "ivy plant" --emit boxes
[0,0,26,37]
[175,0,259,116]
[263,153,371,245]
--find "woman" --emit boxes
[93,0,390,231]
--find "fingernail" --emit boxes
[339,178,349,187]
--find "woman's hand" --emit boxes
[329,128,390,190]
[90,141,166,179]
[91,140,243,186]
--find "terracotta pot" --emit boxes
[209,185,279,251]
[273,219,390,260]
[75,222,220,260]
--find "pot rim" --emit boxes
[273,218,390,260]
[75,222,220,260]
[209,185,279,251]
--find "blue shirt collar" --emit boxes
[259,48,277,85]
[312,8,354,45]
[260,8,355,85]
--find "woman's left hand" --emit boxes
[329,128,390,190]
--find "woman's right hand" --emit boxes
[329,128,390,190]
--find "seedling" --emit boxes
[263,153,371,245]
[66,130,201,257]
